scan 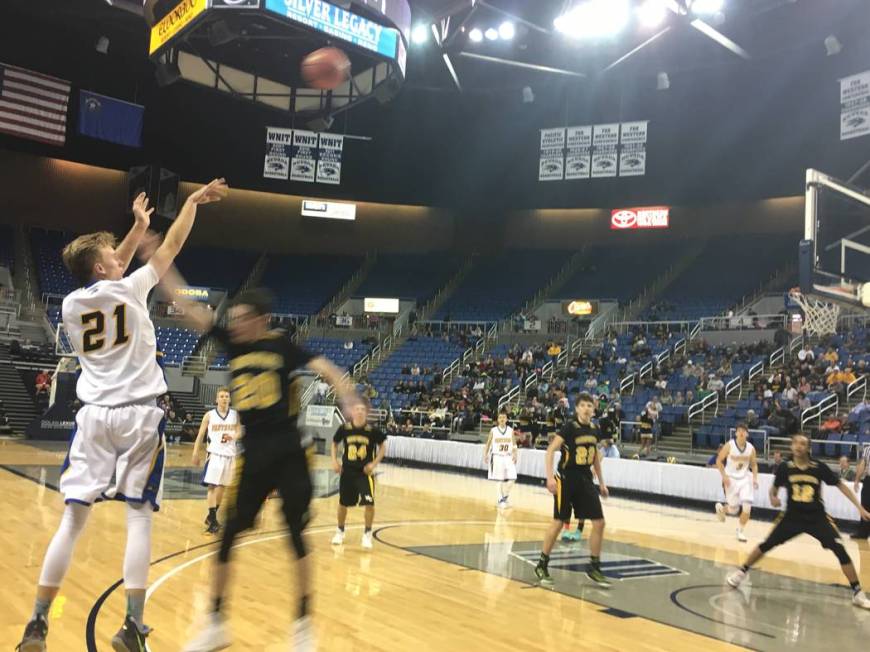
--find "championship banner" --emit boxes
[263,126,293,179]
[840,70,870,141]
[539,128,565,181]
[316,133,344,184]
[290,129,318,182]
[618,121,648,177]
[591,123,619,178]
[565,125,592,180]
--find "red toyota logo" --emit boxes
[611,210,637,229]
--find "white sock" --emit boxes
[38,502,90,587]
[123,502,153,590]
[502,481,514,500]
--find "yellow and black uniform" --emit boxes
[209,326,314,562]
[639,412,654,440]
[554,419,603,522]
[333,423,386,507]
[759,459,851,564]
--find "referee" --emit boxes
[853,443,870,539]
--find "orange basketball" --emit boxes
[301,47,351,90]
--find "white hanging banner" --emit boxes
[263,126,293,180]
[565,125,592,180]
[316,133,344,185]
[591,123,619,178]
[840,70,870,141]
[539,127,565,181]
[290,129,318,183]
[619,120,648,177]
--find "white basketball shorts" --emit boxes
[488,455,518,481]
[202,453,235,487]
[59,403,166,510]
[726,475,754,509]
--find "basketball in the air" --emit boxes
[301,47,351,90]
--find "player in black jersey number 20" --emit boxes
[536,392,611,587]
[727,433,870,609]
[330,400,387,549]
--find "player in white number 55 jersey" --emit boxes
[17,179,228,652]
[715,423,759,542]
[193,387,240,534]
[484,411,518,508]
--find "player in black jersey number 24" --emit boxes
[330,400,388,549]
[727,433,870,609]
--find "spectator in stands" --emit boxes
[797,346,815,363]
[707,443,724,467]
[798,376,812,395]
[638,410,655,457]
[410,363,421,377]
[782,380,798,404]
[706,374,724,395]
[821,413,844,435]
[343,340,354,350]
[600,439,620,459]
[400,418,414,437]
[314,379,330,403]
[746,409,760,429]
[181,412,196,442]
[35,369,51,397]
[823,347,839,365]
[839,456,856,481]
[770,450,784,475]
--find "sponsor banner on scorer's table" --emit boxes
[149,0,209,55]
[610,207,670,230]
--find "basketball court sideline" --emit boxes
[1,440,867,651]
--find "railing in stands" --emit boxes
[463,346,474,363]
[725,375,743,400]
[498,384,520,412]
[524,371,537,394]
[639,360,653,381]
[689,321,702,340]
[442,357,461,384]
[352,355,369,378]
[848,374,867,403]
[570,338,583,355]
[655,348,670,367]
[475,338,485,357]
[620,373,635,395]
[769,346,784,368]
[765,435,864,462]
[688,391,719,423]
[748,360,764,383]
[557,348,569,368]
[542,360,554,379]
[487,323,498,341]
[673,337,686,357]
[800,393,838,429]
[325,371,350,404]
[789,334,804,357]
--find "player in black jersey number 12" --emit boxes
[536,393,611,587]
[727,433,870,609]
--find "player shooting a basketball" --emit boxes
[16,179,228,652]
[138,256,359,651]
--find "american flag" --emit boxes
[0,62,70,146]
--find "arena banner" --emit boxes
[840,70,870,141]
[149,0,209,55]
[610,206,670,230]
[591,123,619,178]
[174,286,213,303]
[539,127,565,181]
[290,129,318,182]
[316,132,344,185]
[618,120,648,177]
[263,126,293,179]
[565,125,592,180]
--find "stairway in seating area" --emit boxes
[0,346,39,436]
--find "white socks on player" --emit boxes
[38,502,90,587]
[123,502,153,589]
[499,481,515,502]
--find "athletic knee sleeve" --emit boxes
[38,503,90,587]
[123,502,153,590]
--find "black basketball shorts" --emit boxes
[553,472,603,522]
[339,468,376,507]
[760,512,841,552]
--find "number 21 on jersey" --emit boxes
[81,304,129,352]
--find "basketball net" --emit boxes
[789,291,840,337]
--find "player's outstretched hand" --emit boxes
[546,478,557,495]
[192,451,203,466]
[770,495,781,508]
[599,483,609,498]
[132,192,155,225]
[363,463,375,476]
[188,178,229,205]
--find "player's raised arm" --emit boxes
[307,356,359,407]
[147,178,228,279]
[115,193,154,273]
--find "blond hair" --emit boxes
[62,232,117,285]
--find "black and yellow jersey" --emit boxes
[333,423,386,470]
[558,419,600,475]
[774,459,840,517]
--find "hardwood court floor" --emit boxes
[1,440,868,651]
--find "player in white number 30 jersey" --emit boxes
[193,388,240,534]
[715,423,759,542]
[17,179,228,652]
[484,412,518,508]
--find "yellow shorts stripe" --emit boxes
[555,476,562,514]
[368,474,375,498]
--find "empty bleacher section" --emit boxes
[647,236,794,321]
[156,326,201,366]
[262,254,361,316]
[0,224,14,274]
[368,337,466,410]
[304,337,371,371]
[354,253,458,302]
[558,244,683,303]
[171,246,259,295]
[31,229,76,297]
[433,251,570,322]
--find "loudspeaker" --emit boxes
[128,166,180,220]
[799,239,813,294]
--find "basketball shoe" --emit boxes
[111,616,149,652]
[182,612,231,652]
[15,615,47,652]
[291,616,316,652]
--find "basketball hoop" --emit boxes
[789,289,840,337]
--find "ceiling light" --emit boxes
[691,0,724,15]
[637,0,667,29]
[411,24,429,45]
[825,35,842,56]
[554,0,631,39]
[484,27,499,41]
[657,72,670,90]
[499,22,515,40]
[469,27,483,43]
